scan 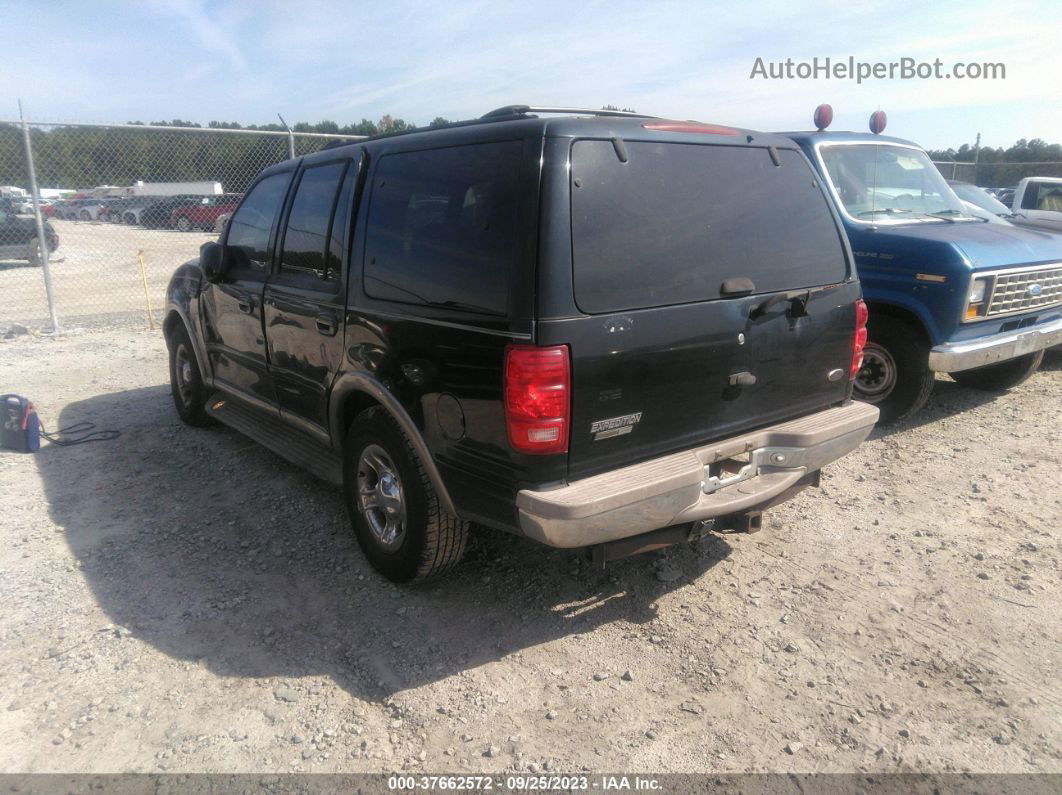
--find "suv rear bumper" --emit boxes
[928,316,1062,372]
[516,401,879,548]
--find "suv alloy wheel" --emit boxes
[343,408,469,582]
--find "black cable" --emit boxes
[38,419,121,446]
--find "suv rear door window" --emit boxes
[280,161,348,279]
[570,140,847,313]
[363,141,522,316]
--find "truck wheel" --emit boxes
[950,351,1044,392]
[854,315,935,424]
[344,407,469,583]
[175,216,192,232]
[167,323,212,427]
[79,210,91,221]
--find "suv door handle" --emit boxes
[315,313,338,336]
[237,298,254,314]
[728,371,757,387]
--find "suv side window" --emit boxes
[226,172,291,274]
[279,161,348,279]
[363,141,522,316]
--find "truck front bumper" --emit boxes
[928,316,1062,372]
[516,401,879,548]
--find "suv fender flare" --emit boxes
[330,373,457,517]
[163,303,212,385]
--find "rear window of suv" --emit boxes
[570,140,848,314]
[363,141,522,316]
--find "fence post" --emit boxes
[18,101,60,333]
[278,113,295,159]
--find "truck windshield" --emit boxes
[819,144,971,221]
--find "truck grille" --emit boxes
[987,266,1062,317]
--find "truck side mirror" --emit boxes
[200,242,228,283]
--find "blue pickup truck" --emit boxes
[782,114,1062,422]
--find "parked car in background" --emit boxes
[53,198,107,221]
[948,181,1021,225]
[782,109,1062,423]
[1011,177,1062,234]
[993,187,1017,206]
[165,106,878,582]
[0,206,59,265]
[948,181,1062,234]
[170,193,242,232]
[50,199,76,219]
[100,197,147,223]
[98,198,125,223]
[116,197,159,225]
[139,195,207,229]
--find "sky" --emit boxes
[1,0,1060,152]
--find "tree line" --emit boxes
[926,138,1062,187]
[0,115,452,193]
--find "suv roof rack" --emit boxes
[316,106,663,152]
[481,105,660,120]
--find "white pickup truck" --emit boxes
[1011,177,1062,233]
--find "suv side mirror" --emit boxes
[200,242,228,283]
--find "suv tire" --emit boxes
[854,315,935,424]
[79,210,91,221]
[167,323,212,426]
[175,215,192,232]
[344,407,469,583]
[950,350,1043,392]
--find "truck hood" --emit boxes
[867,220,1062,271]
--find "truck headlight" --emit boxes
[965,276,991,319]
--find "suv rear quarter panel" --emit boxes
[337,124,555,531]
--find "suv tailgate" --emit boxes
[559,137,857,480]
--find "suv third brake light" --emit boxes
[504,344,570,454]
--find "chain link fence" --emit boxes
[1,120,363,334]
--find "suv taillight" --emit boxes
[504,344,570,455]
[851,299,869,380]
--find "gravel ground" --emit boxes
[0,219,212,330]
[0,329,1059,775]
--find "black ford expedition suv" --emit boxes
[164,106,878,582]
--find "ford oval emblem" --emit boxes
[1028,283,1043,297]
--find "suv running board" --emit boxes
[205,393,343,486]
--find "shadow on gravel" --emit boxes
[869,375,1020,439]
[0,259,38,272]
[1039,347,1062,372]
[38,386,729,700]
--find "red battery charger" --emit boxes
[1,394,41,453]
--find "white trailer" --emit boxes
[130,180,223,197]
